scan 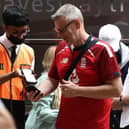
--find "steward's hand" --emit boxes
[13,68,23,78]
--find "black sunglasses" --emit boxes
[54,20,75,33]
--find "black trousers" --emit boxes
[110,110,122,129]
[2,98,25,129]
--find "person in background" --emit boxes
[0,5,35,129]
[27,3,122,129]
[99,24,129,129]
[0,99,16,129]
[25,45,61,129]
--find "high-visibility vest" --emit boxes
[0,43,34,100]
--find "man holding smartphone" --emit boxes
[27,4,122,129]
[0,5,35,129]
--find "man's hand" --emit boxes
[112,97,122,110]
[26,90,44,102]
[60,80,79,97]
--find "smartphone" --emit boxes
[25,85,41,97]
[25,85,40,92]
[21,68,37,84]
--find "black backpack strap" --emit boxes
[64,38,99,80]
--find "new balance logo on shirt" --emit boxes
[61,58,69,63]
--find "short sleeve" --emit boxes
[98,44,121,82]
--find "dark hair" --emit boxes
[2,5,29,26]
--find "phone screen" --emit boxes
[22,69,37,84]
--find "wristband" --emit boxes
[120,96,126,107]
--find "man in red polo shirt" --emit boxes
[27,3,122,129]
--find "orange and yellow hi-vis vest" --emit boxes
[0,43,34,101]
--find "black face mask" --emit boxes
[7,35,26,45]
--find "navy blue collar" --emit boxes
[73,34,92,51]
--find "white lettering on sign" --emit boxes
[32,0,43,12]
[3,0,60,13]
[2,0,128,15]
